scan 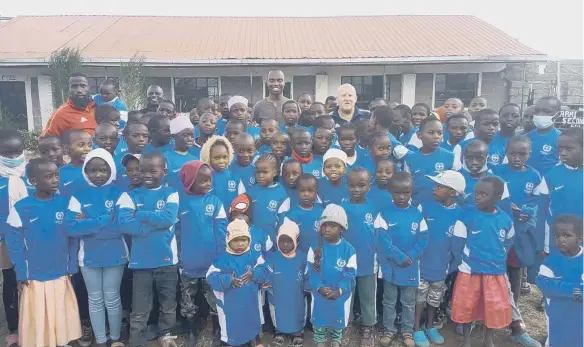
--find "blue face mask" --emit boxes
[0,153,25,168]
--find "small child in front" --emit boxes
[116,152,180,347]
[451,176,514,347]
[307,204,356,347]
[6,158,81,347]
[266,219,307,346]
[537,214,583,347]
[206,219,268,347]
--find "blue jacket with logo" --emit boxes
[281,205,324,253]
[212,169,241,209]
[340,199,379,276]
[243,183,288,241]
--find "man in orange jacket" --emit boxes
[42,73,97,137]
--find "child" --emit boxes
[201,135,238,208]
[157,99,177,120]
[537,214,583,347]
[451,176,515,347]
[241,153,288,242]
[291,129,322,178]
[468,96,488,121]
[93,79,128,126]
[0,129,29,346]
[341,168,380,346]
[281,158,303,204]
[454,108,506,168]
[116,152,179,347]
[394,105,422,151]
[5,158,81,347]
[230,193,274,257]
[337,123,359,166]
[309,102,327,117]
[492,103,522,151]
[271,132,290,166]
[95,104,127,156]
[441,114,470,151]
[404,116,460,206]
[266,219,307,346]
[355,132,393,177]
[65,148,127,347]
[325,96,338,114]
[367,159,395,210]
[164,116,197,191]
[257,119,279,154]
[411,103,430,127]
[307,204,356,347]
[354,119,373,163]
[312,127,333,175]
[314,115,337,147]
[189,108,199,128]
[493,136,541,299]
[281,174,324,253]
[520,106,536,135]
[127,110,143,124]
[297,93,313,112]
[376,172,428,347]
[369,106,409,161]
[38,135,65,168]
[60,129,92,197]
[299,110,317,129]
[413,170,466,347]
[526,96,562,174]
[443,98,464,119]
[224,120,246,146]
[228,96,260,140]
[144,114,173,154]
[318,149,349,206]
[194,112,218,149]
[206,219,268,347]
[230,133,257,190]
[282,100,302,132]
[93,123,120,156]
[121,153,141,191]
[534,128,583,255]
[177,160,228,346]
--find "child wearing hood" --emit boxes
[65,148,127,347]
[177,160,228,346]
[206,219,268,347]
[165,116,198,192]
[201,135,241,208]
[266,218,307,346]
[307,204,356,347]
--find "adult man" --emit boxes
[252,70,289,124]
[42,73,97,136]
[330,84,370,126]
[139,85,164,114]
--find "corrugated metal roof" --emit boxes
[0,15,543,63]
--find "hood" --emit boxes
[82,148,117,187]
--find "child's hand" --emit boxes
[18,280,29,290]
[326,289,342,300]
[318,287,332,297]
[75,213,86,220]
[573,288,582,301]
[261,282,271,289]
[518,214,529,222]
[400,256,412,267]
[240,266,254,284]
[231,272,243,288]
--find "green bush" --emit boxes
[18,129,40,151]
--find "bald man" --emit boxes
[139,85,164,114]
[252,70,289,124]
[330,83,371,126]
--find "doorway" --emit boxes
[0,81,27,129]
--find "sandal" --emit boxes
[292,334,304,346]
[273,334,286,346]
[402,332,415,347]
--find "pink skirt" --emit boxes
[19,275,82,347]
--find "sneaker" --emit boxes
[77,325,94,347]
[402,332,415,347]
[5,333,18,347]
[360,326,375,347]
[158,334,178,347]
[379,330,395,347]
[510,332,542,347]
[425,328,444,345]
[413,331,429,347]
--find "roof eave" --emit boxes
[0,55,548,67]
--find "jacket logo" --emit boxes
[55,212,64,223]
[268,200,277,211]
[254,244,262,252]
[80,117,88,122]
[435,162,444,171]
[365,213,373,224]
[249,177,256,184]
[336,259,346,268]
[205,204,215,216]
[156,200,166,210]
[411,222,418,234]
[228,180,236,191]
[499,229,506,238]
[491,154,500,164]
[312,170,320,177]
[314,220,320,231]
[105,200,114,210]
[447,225,454,237]
[542,144,552,153]
[525,182,534,193]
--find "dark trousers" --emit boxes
[2,268,18,332]
[72,271,90,323]
[129,265,178,347]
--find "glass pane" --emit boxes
[341,77,350,84]
[208,78,218,87]
[196,78,207,87]
[363,76,372,85]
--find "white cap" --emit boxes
[228,96,249,110]
[170,115,194,135]
[323,148,348,167]
[426,170,466,195]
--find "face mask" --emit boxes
[462,160,489,174]
[0,153,25,168]
[533,112,558,129]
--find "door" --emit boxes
[0,81,27,129]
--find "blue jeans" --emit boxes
[80,265,126,344]
[382,282,416,334]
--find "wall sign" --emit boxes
[556,109,583,129]
[1,75,17,81]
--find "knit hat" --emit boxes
[179,160,210,194]
[322,148,348,172]
[226,219,251,255]
[170,115,194,135]
[277,218,300,258]
[228,96,249,111]
[230,193,252,214]
[320,204,348,230]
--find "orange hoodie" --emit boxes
[41,98,97,137]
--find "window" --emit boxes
[341,75,384,110]
[174,78,219,112]
[434,74,478,107]
[87,77,118,96]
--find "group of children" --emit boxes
[0,88,582,347]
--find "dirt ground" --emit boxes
[0,272,546,347]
